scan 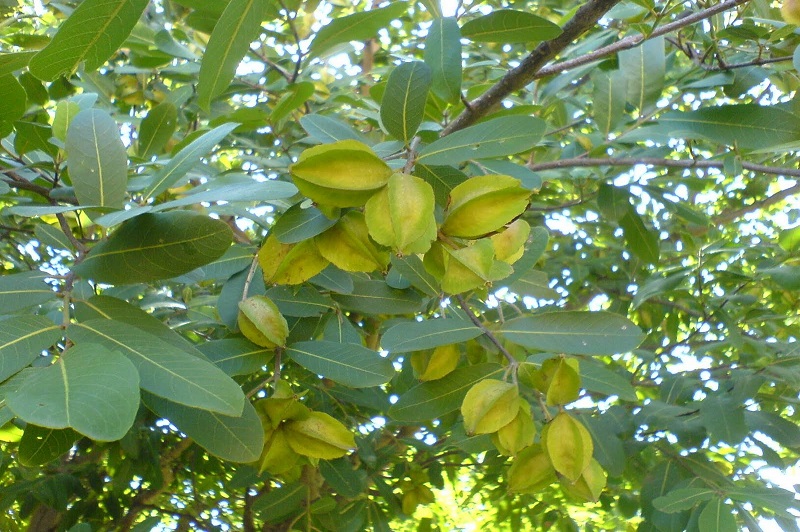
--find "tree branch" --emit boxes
[443,0,623,135]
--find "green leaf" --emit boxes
[700,396,748,444]
[272,203,338,244]
[745,410,800,448]
[417,116,545,165]
[196,337,273,376]
[286,341,395,388]
[460,10,562,43]
[143,122,239,199]
[381,319,482,353]
[320,458,368,499]
[631,271,687,310]
[0,271,56,314]
[0,52,35,77]
[65,109,128,210]
[137,102,178,158]
[390,254,440,296]
[779,226,800,253]
[150,178,298,211]
[197,0,277,110]
[253,482,308,517]
[28,0,149,81]
[18,426,79,467]
[181,244,254,282]
[413,163,468,206]
[0,316,62,383]
[271,82,315,124]
[619,36,664,112]
[14,122,58,158]
[500,311,644,355]
[698,498,737,532]
[143,392,264,462]
[35,223,74,252]
[331,280,427,315]
[53,101,81,143]
[6,344,139,441]
[73,295,204,358]
[265,286,334,317]
[579,360,637,402]
[380,61,432,144]
[299,114,367,144]
[727,486,797,518]
[388,363,503,422]
[620,207,660,264]
[0,75,27,127]
[581,416,625,477]
[73,212,233,285]
[652,488,716,513]
[308,2,409,59]
[592,70,627,137]
[69,319,245,416]
[424,17,462,104]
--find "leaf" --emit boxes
[151,179,298,211]
[331,280,427,315]
[74,212,233,285]
[390,254,440,296]
[197,0,277,109]
[18,426,79,467]
[320,458,368,499]
[579,361,637,402]
[308,2,409,59]
[619,36,664,112]
[28,0,149,81]
[460,10,562,43]
[620,207,660,265]
[0,52,35,77]
[745,410,800,448]
[6,344,139,441]
[698,498,737,532]
[143,122,239,199]
[53,101,81,142]
[14,121,58,158]
[0,75,27,127]
[417,116,545,165]
[35,223,74,252]
[424,17,462,104]
[286,341,395,388]
[592,70,627,137]
[265,285,334,317]
[65,109,128,210]
[500,311,644,355]
[69,319,245,416]
[381,319,482,353]
[137,102,178,158]
[700,396,748,444]
[272,203,338,244]
[253,482,308,517]
[580,416,625,477]
[414,163,468,206]
[652,488,716,513]
[727,486,797,518]
[388,363,503,422]
[380,61,432,143]
[143,392,264,462]
[0,271,56,314]
[0,316,63,383]
[299,114,367,144]
[271,81,315,124]
[196,337,273,376]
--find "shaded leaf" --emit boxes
[299,114,367,144]
[619,36,664,112]
[652,488,716,513]
[461,10,562,43]
[287,341,394,388]
[381,319,482,353]
[138,102,178,158]
[380,61,432,143]
[308,3,409,59]
[19,426,79,467]
[331,280,427,315]
[0,271,55,314]
[698,498,737,532]
[0,315,63,383]
[620,207,660,265]
[273,203,338,244]
[424,17,461,104]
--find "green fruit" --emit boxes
[441,175,531,238]
[237,295,289,348]
[258,234,329,285]
[315,211,389,273]
[461,379,519,435]
[284,411,356,459]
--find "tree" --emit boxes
[0,0,798,529]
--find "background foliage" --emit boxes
[1,0,799,530]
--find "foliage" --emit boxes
[0,0,799,530]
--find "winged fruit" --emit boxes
[315,211,389,272]
[441,175,531,238]
[492,398,536,456]
[237,295,288,348]
[284,411,356,459]
[461,379,519,435]
[258,234,329,285]
[783,0,800,24]
[542,412,593,482]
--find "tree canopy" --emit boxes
[1,0,799,530]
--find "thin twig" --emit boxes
[456,295,518,369]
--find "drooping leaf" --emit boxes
[18,426,79,467]
[700,396,748,444]
[271,81,315,124]
[142,122,239,199]
[698,498,738,532]
[6,344,140,441]
[424,17,462,104]
[74,211,233,284]
[745,410,800,449]
[143,392,264,462]
[65,109,128,210]
[417,116,545,165]
[0,271,56,314]
[308,2,409,59]
[620,207,660,265]
[137,102,178,158]
[414,163,468,206]
[593,70,627,137]
[460,10,562,43]
[380,61,432,143]
[0,316,62,383]
[381,319,482,353]
[265,285,334,317]
[28,0,150,81]
[579,361,637,402]
[69,320,245,416]
[299,114,367,144]
[619,36,664,112]
[652,488,716,513]
[286,341,395,388]
[197,337,273,376]
[500,311,644,355]
[272,203,338,244]
[390,254,440,296]
[388,363,503,422]
[253,482,308,518]
[197,0,278,109]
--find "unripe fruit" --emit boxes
[284,411,356,459]
[237,295,289,348]
[782,0,800,25]
[461,379,519,435]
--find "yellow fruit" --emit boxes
[507,444,557,494]
[284,411,356,459]
[441,175,531,238]
[560,458,607,502]
[315,211,389,273]
[237,295,288,348]
[543,412,593,482]
[461,379,519,435]
[256,427,300,475]
[258,234,329,285]
[782,0,800,24]
[491,219,530,264]
[411,344,461,381]
[492,398,536,456]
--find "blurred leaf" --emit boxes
[138,102,178,158]
[424,17,462,103]
[309,2,409,59]
[461,10,561,43]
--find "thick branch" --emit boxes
[443,0,622,134]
